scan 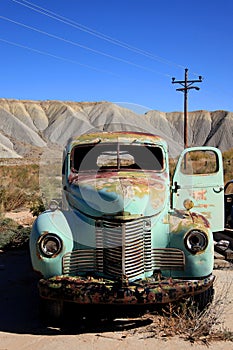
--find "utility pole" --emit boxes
[172,68,202,148]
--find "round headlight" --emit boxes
[185,230,208,254]
[38,234,62,257]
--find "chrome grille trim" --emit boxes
[62,220,185,279]
[144,222,152,271]
[152,248,185,270]
[62,219,152,279]
[123,220,144,278]
[100,220,146,279]
[96,224,103,271]
[63,249,96,275]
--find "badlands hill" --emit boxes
[0,98,232,159]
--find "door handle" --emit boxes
[172,181,181,194]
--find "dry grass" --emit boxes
[137,279,233,345]
[222,148,233,183]
[0,161,40,212]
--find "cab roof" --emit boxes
[67,131,167,151]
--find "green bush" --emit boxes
[30,198,45,217]
[0,216,30,250]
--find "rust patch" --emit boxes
[190,212,210,229]
[69,131,166,148]
[170,210,211,233]
[38,274,215,305]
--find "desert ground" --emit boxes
[0,212,233,350]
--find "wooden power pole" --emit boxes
[172,68,202,148]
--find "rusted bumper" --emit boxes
[38,274,215,305]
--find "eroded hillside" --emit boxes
[0,98,232,159]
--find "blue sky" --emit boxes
[0,0,233,113]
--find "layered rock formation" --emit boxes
[0,98,232,159]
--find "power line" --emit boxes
[10,0,190,76]
[0,15,172,76]
[0,37,119,76]
[2,1,232,111]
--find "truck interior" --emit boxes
[71,143,164,172]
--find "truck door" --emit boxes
[172,147,224,232]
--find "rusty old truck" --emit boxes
[29,131,224,319]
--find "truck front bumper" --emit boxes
[38,274,215,305]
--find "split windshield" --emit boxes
[71,143,164,172]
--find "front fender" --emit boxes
[169,210,214,278]
[29,210,74,278]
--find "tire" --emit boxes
[39,298,64,324]
[193,286,214,311]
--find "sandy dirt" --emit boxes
[0,246,233,350]
[4,210,35,226]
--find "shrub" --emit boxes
[0,215,30,250]
[139,279,233,344]
[30,198,45,217]
[0,163,40,212]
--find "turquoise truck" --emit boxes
[29,131,224,319]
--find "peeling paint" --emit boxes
[38,274,215,305]
[68,131,167,149]
[169,210,211,233]
[30,132,222,308]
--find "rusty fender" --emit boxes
[38,274,215,305]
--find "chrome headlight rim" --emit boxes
[184,229,208,254]
[38,233,63,258]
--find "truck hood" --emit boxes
[66,171,168,218]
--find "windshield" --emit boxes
[71,143,164,172]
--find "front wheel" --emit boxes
[39,298,64,324]
[193,286,214,311]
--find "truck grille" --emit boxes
[99,220,145,279]
[63,249,96,275]
[62,219,185,279]
[152,248,185,270]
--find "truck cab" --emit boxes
[29,132,224,319]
